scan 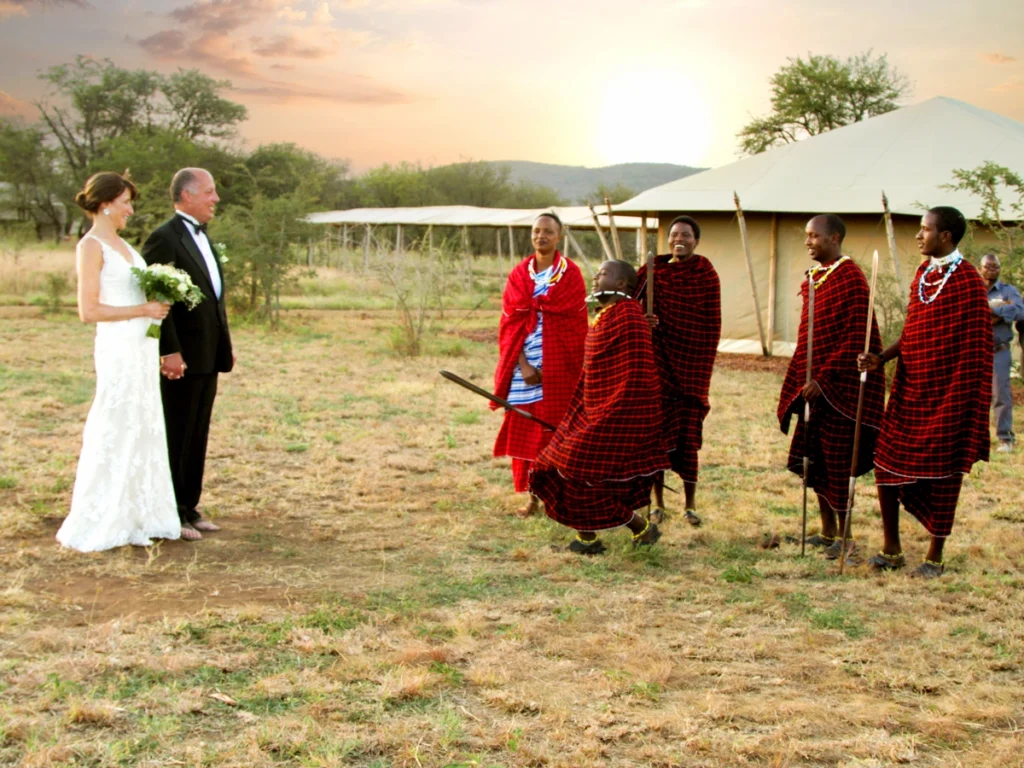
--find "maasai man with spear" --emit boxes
[632,215,721,526]
[778,215,885,560]
[858,207,992,578]
[531,260,668,553]
[493,213,589,518]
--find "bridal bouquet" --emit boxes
[131,264,205,339]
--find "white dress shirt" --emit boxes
[175,210,222,299]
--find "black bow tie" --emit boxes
[188,220,207,236]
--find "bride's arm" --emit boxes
[76,239,169,324]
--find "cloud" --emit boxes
[980,52,1017,65]
[276,5,305,21]
[312,1,333,23]
[231,79,411,105]
[0,90,36,120]
[168,0,275,34]
[250,34,330,59]
[0,0,89,20]
[990,75,1024,93]
[137,29,187,58]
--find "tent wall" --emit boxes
[657,212,1002,356]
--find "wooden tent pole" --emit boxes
[363,224,370,271]
[881,191,905,297]
[507,224,516,274]
[565,229,595,279]
[733,192,769,357]
[496,228,503,281]
[639,213,649,268]
[605,196,624,261]
[767,213,779,357]
[588,203,615,261]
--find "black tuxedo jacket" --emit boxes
[142,214,233,375]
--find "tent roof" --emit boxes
[306,205,656,230]
[615,97,1024,219]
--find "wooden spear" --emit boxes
[801,273,815,557]
[734,192,770,357]
[881,192,904,298]
[838,250,881,574]
[605,196,624,261]
[588,203,615,261]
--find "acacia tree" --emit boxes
[0,122,74,241]
[738,51,910,155]
[945,162,1024,286]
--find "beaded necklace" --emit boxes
[528,253,567,287]
[917,252,962,305]
[806,255,849,289]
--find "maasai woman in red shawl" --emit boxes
[531,260,668,554]
[859,207,992,578]
[778,215,885,560]
[633,215,721,527]
[493,213,588,517]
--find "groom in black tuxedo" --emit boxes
[142,168,234,541]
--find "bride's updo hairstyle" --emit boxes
[74,171,138,215]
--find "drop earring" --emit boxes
[103,208,111,216]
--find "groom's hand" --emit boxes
[161,353,187,380]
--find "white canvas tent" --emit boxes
[615,97,1024,355]
[307,205,655,230]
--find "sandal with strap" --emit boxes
[909,560,944,579]
[684,509,702,527]
[632,521,662,549]
[648,507,667,524]
[867,551,905,571]
[180,524,202,542]
[823,538,856,561]
[805,533,836,548]
[568,535,606,556]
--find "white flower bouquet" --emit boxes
[131,264,205,339]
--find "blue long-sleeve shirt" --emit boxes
[987,280,1024,347]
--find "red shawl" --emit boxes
[633,254,721,409]
[875,259,992,478]
[492,252,588,435]
[535,299,670,483]
[778,258,885,433]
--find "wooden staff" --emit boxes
[565,229,595,279]
[881,192,904,298]
[646,250,655,317]
[838,250,881,574]
[801,273,815,557]
[588,203,615,261]
[605,196,624,261]
[733,192,769,357]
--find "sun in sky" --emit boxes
[597,69,712,167]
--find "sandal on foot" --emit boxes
[632,521,662,549]
[805,533,836,548]
[568,536,606,556]
[180,524,202,542]
[909,560,944,579]
[649,507,667,524]
[867,551,905,571]
[823,538,855,561]
[684,509,702,527]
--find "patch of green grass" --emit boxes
[809,607,867,638]
[451,409,480,426]
[285,442,310,453]
[766,502,799,517]
[0,476,15,489]
[721,565,761,584]
[429,661,466,687]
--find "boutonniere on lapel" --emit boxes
[213,242,229,264]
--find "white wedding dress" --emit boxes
[56,235,181,551]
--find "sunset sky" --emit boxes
[1,0,1022,173]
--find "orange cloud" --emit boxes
[0,0,88,20]
[980,52,1017,65]
[0,90,36,121]
[250,34,331,59]
[990,75,1024,93]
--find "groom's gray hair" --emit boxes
[170,168,207,203]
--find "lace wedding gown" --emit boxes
[56,235,181,551]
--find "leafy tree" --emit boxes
[244,143,349,204]
[586,182,636,205]
[738,50,909,155]
[945,162,1024,286]
[0,122,74,241]
[35,57,247,176]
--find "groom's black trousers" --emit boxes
[161,373,218,525]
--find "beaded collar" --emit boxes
[806,255,849,289]
[528,253,567,286]
[918,250,962,305]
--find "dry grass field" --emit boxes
[1,250,1023,767]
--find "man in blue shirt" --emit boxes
[981,253,1024,452]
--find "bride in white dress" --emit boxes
[57,172,181,551]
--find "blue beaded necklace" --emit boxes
[918,252,962,305]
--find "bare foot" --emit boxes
[192,518,221,532]
[515,495,541,519]
[180,524,202,541]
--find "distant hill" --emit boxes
[493,161,705,203]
